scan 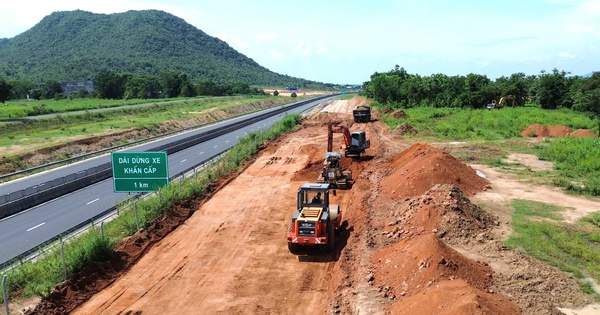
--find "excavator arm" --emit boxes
[327,122,351,152]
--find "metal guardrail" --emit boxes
[0,95,334,219]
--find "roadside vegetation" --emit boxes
[0,113,302,303]
[0,95,297,154]
[0,97,182,119]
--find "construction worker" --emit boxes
[311,192,323,204]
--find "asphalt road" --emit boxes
[0,96,333,267]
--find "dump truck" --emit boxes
[317,152,352,189]
[353,105,371,123]
[287,183,341,254]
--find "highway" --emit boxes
[0,95,335,267]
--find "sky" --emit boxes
[1,0,599,84]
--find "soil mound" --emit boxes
[348,95,369,108]
[548,125,572,137]
[390,279,521,315]
[370,185,519,314]
[380,106,394,114]
[570,129,598,138]
[394,123,415,136]
[521,124,598,138]
[521,124,549,137]
[389,184,498,244]
[391,110,408,119]
[301,112,353,127]
[380,144,490,199]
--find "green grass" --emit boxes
[505,199,600,299]
[0,97,186,119]
[379,106,596,141]
[0,96,289,154]
[377,105,600,196]
[537,137,600,196]
[0,113,302,304]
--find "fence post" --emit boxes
[60,240,67,280]
[194,167,198,185]
[101,222,105,239]
[134,200,140,230]
[2,274,8,315]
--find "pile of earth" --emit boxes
[379,143,490,199]
[369,183,520,314]
[394,123,415,136]
[390,110,408,119]
[521,124,598,138]
[0,99,285,175]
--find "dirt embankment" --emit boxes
[18,97,597,314]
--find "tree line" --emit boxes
[0,70,270,102]
[362,66,600,128]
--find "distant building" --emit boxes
[61,78,95,96]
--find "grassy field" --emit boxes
[0,97,186,119]
[505,199,600,299]
[0,95,294,153]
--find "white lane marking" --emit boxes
[181,159,187,163]
[214,145,218,148]
[236,136,239,139]
[87,198,100,205]
[226,140,230,143]
[199,151,204,155]
[27,222,46,232]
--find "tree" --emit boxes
[291,92,297,98]
[95,71,126,99]
[532,69,570,109]
[573,72,600,131]
[273,90,279,96]
[40,80,63,100]
[0,77,12,103]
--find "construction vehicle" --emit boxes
[287,183,341,254]
[328,122,370,159]
[353,105,371,123]
[317,152,352,189]
[487,95,516,109]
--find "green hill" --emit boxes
[0,10,318,87]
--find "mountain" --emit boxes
[0,10,317,87]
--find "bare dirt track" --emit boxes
[24,97,600,314]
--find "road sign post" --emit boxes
[111,152,169,193]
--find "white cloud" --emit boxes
[565,24,594,32]
[255,32,278,42]
[558,52,577,58]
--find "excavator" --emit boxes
[317,123,369,188]
[327,122,370,159]
[487,95,516,110]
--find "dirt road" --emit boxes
[26,97,600,314]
